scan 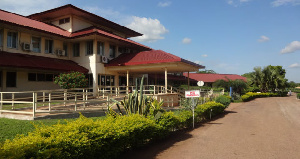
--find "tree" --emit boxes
[197,69,217,74]
[54,72,88,89]
[213,78,248,95]
[244,65,287,93]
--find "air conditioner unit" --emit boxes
[56,49,66,56]
[100,56,108,63]
[22,43,32,51]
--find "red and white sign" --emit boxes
[185,90,200,98]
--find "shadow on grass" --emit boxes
[120,110,237,159]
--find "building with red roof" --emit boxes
[0,4,204,95]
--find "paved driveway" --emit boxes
[123,95,300,159]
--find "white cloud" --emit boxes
[227,0,251,6]
[158,1,172,7]
[289,63,300,68]
[182,38,192,44]
[202,54,208,57]
[280,41,300,54]
[127,16,169,42]
[194,61,204,65]
[271,0,300,7]
[258,35,270,42]
[1,0,65,15]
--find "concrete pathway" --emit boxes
[122,95,300,159]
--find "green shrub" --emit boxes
[0,114,161,159]
[215,95,231,108]
[153,111,180,136]
[297,93,300,99]
[53,71,88,89]
[176,110,194,128]
[195,101,225,119]
[241,92,286,102]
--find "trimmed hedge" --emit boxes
[0,102,226,159]
[241,92,288,102]
[297,93,300,99]
[215,95,231,108]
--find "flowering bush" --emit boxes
[54,72,88,89]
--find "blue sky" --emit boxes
[2,0,300,82]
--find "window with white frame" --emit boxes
[109,45,116,58]
[59,17,70,25]
[86,41,93,55]
[97,41,104,56]
[7,31,18,49]
[31,36,41,53]
[45,39,54,54]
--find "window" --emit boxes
[0,71,2,87]
[73,43,80,57]
[63,43,68,56]
[109,45,116,58]
[45,39,54,54]
[59,17,70,25]
[99,75,115,86]
[86,74,93,87]
[86,41,93,55]
[28,73,36,81]
[31,37,41,53]
[6,72,16,87]
[45,74,54,81]
[0,29,3,47]
[37,73,45,81]
[7,32,18,49]
[97,42,104,55]
[28,73,55,82]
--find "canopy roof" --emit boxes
[105,50,205,73]
[0,51,88,73]
[183,73,247,83]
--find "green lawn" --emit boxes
[0,116,105,143]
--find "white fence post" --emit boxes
[32,92,36,118]
[12,93,15,110]
[48,93,51,111]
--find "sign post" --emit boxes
[185,90,200,128]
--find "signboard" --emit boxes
[185,90,200,98]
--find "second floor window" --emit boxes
[73,43,80,57]
[32,37,41,53]
[86,41,93,55]
[109,45,116,58]
[7,32,18,49]
[97,42,104,56]
[45,39,53,54]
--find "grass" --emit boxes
[0,116,105,143]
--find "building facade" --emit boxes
[0,4,204,96]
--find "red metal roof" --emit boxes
[0,9,150,50]
[0,51,88,73]
[105,50,204,68]
[28,4,142,38]
[183,73,247,83]
[0,9,70,37]
[70,27,151,50]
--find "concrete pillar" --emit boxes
[92,39,98,96]
[165,68,167,93]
